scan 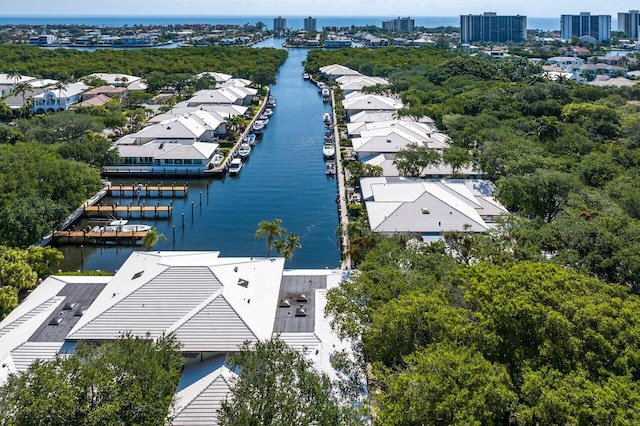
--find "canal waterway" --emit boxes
[58,39,341,272]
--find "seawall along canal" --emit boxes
[58,40,340,271]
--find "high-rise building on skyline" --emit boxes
[382,17,415,32]
[618,10,640,39]
[460,12,527,43]
[561,12,611,41]
[273,16,287,36]
[303,16,317,32]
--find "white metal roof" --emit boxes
[88,73,142,85]
[188,89,240,105]
[67,252,285,343]
[0,73,36,85]
[348,110,396,123]
[319,64,361,76]
[172,365,235,426]
[342,93,403,112]
[32,82,88,100]
[362,178,508,235]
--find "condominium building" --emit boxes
[561,12,611,42]
[618,10,640,39]
[273,16,287,36]
[382,17,415,32]
[460,12,527,43]
[303,16,317,32]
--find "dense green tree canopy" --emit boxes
[0,334,183,426]
[0,45,287,85]
[327,239,640,424]
[218,338,359,425]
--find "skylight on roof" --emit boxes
[132,271,144,279]
[238,278,249,288]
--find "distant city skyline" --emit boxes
[0,0,634,18]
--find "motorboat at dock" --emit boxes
[322,141,336,159]
[91,219,153,233]
[237,143,252,159]
[228,158,243,175]
[325,162,336,176]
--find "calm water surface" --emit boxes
[58,40,340,271]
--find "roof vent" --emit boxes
[421,207,430,214]
[132,271,144,279]
[74,307,86,317]
[386,139,391,143]
[295,307,307,317]
[49,316,63,326]
[279,299,291,307]
[297,294,308,302]
[237,278,249,288]
[62,302,76,310]
[234,266,238,272]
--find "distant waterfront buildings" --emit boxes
[303,16,317,32]
[382,17,415,32]
[561,12,611,42]
[273,16,287,37]
[28,34,56,46]
[618,10,640,39]
[460,12,527,43]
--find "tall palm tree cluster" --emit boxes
[254,219,301,260]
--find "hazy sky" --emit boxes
[0,0,634,18]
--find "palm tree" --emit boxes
[278,234,301,260]
[255,219,286,257]
[142,229,167,250]
[13,82,32,118]
[7,68,22,86]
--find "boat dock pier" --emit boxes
[84,202,173,218]
[52,229,149,245]
[108,183,188,197]
[206,88,270,177]
[329,90,352,270]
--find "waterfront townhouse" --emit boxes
[341,92,403,120]
[336,75,389,95]
[319,64,362,80]
[187,86,257,107]
[0,251,356,425]
[360,178,508,241]
[106,114,223,175]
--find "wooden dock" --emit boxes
[53,229,148,244]
[108,183,188,197]
[84,203,173,218]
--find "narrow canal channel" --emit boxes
[58,40,341,271]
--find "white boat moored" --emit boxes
[322,142,336,159]
[228,158,243,175]
[93,219,153,233]
[238,143,251,159]
[210,152,224,167]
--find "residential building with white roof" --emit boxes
[361,177,508,241]
[319,64,362,80]
[32,82,88,113]
[336,75,389,94]
[0,251,356,426]
[342,92,403,120]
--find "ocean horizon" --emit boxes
[0,15,576,32]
